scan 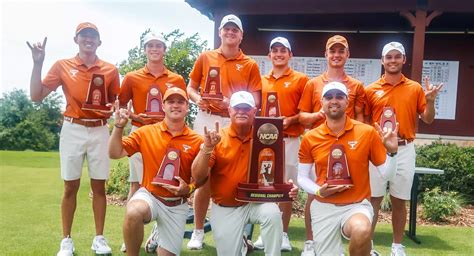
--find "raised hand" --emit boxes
[374,122,399,154]
[423,76,444,103]
[203,121,221,149]
[26,37,47,64]
[114,100,131,127]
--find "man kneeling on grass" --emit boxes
[109,88,204,256]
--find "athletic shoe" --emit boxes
[144,222,159,253]
[391,244,407,256]
[120,242,126,253]
[300,240,315,256]
[281,232,292,251]
[57,237,74,256]
[253,235,264,250]
[90,235,112,254]
[371,249,381,256]
[187,229,204,250]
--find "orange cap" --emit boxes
[326,35,348,49]
[163,87,188,101]
[76,22,99,35]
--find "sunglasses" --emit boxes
[323,93,346,100]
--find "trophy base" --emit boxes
[82,103,110,111]
[144,112,165,119]
[151,177,179,186]
[202,93,223,101]
[327,178,353,187]
[236,182,293,202]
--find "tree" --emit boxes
[118,29,208,126]
[0,89,62,151]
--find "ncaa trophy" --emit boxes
[380,106,396,131]
[326,144,353,187]
[263,92,281,117]
[236,117,293,202]
[145,85,165,119]
[202,67,223,100]
[152,148,181,186]
[82,74,109,111]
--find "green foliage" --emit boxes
[380,192,392,212]
[106,161,130,200]
[416,142,474,203]
[0,89,62,151]
[117,29,208,127]
[421,187,464,222]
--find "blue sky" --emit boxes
[1,0,214,95]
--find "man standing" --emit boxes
[253,36,308,252]
[118,31,187,253]
[297,35,367,255]
[27,22,119,255]
[366,42,443,256]
[109,87,204,256]
[192,91,298,256]
[298,82,399,256]
[186,14,262,250]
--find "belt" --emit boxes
[398,138,414,146]
[64,116,107,127]
[154,195,186,207]
[213,201,244,208]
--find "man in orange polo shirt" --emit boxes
[297,35,367,255]
[298,82,398,256]
[253,36,308,252]
[28,22,119,256]
[186,14,262,249]
[118,31,187,253]
[109,87,203,256]
[366,42,443,256]
[191,91,298,256]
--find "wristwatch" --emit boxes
[200,143,213,155]
[387,151,398,157]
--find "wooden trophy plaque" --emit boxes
[380,106,396,132]
[82,74,109,111]
[236,117,293,202]
[264,92,281,117]
[202,67,223,100]
[152,148,180,186]
[326,144,353,187]
[145,85,165,119]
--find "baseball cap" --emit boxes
[143,31,166,46]
[230,91,256,108]
[76,22,99,36]
[219,14,243,31]
[382,42,405,56]
[322,82,348,98]
[326,35,349,50]
[163,87,188,101]
[269,37,291,51]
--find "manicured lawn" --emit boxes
[1,151,473,255]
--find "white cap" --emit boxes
[322,82,348,99]
[382,42,405,56]
[230,91,256,108]
[143,31,166,46]
[219,14,243,31]
[269,37,291,51]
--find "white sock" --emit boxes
[392,243,403,248]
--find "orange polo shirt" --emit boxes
[365,75,426,141]
[298,72,366,128]
[209,126,253,206]
[299,117,386,204]
[43,54,120,119]
[189,48,262,113]
[122,122,203,198]
[119,66,187,127]
[261,68,308,137]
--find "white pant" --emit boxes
[311,199,373,255]
[130,188,188,255]
[370,142,416,200]
[128,125,143,183]
[210,202,283,256]
[193,109,231,135]
[284,137,300,184]
[59,121,110,180]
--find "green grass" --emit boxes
[1,150,473,255]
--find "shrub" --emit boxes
[421,187,464,222]
[106,161,130,200]
[416,142,474,203]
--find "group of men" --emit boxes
[28,12,442,256]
